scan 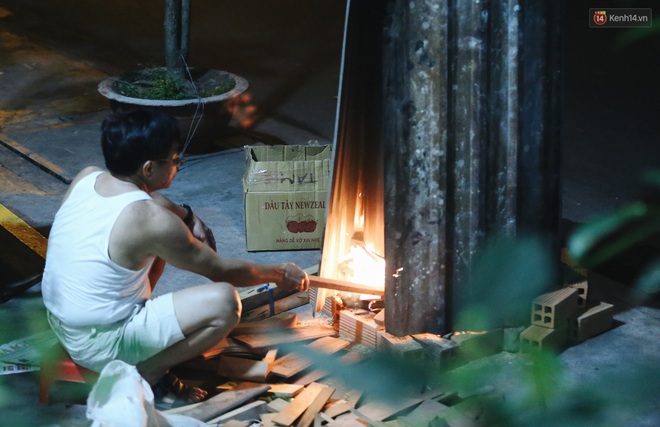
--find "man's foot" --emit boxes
[152,372,208,409]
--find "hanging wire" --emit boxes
[179,54,205,159]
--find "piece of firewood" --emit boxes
[238,283,295,313]
[353,396,425,422]
[291,351,365,386]
[175,381,270,422]
[199,337,266,360]
[268,383,304,398]
[216,349,278,382]
[267,397,290,413]
[206,400,268,425]
[373,309,385,326]
[323,391,363,419]
[199,337,231,360]
[232,324,337,349]
[261,412,277,427]
[309,275,384,297]
[272,382,328,426]
[161,400,203,415]
[270,336,350,378]
[230,312,298,336]
[290,367,327,387]
[241,291,310,322]
[397,400,450,426]
[217,421,248,427]
[216,355,271,382]
[296,384,335,427]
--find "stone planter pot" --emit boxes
[98,69,248,153]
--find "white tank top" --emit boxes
[42,171,155,326]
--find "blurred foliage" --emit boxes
[614,25,660,52]
[569,170,660,299]
[0,294,55,426]
[454,234,555,331]
[283,231,659,426]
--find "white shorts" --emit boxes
[47,293,185,372]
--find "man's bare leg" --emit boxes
[136,282,241,385]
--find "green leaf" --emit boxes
[568,201,660,268]
[455,234,554,331]
[635,260,660,297]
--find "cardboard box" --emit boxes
[242,145,332,251]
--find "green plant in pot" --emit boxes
[98,0,249,153]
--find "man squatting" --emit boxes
[41,110,310,405]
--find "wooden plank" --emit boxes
[267,397,290,413]
[239,265,318,319]
[202,338,231,359]
[323,391,363,419]
[292,351,365,386]
[241,291,310,322]
[217,355,272,382]
[271,336,350,378]
[268,383,304,398]
[349,407,391,427]
[261,412,278,427]
[326,413,364,426]
[239,283,296,313]
[200,337,260,360]
[162,400,203,415]
[216,349,278,382]
[272,382,327,426]
[206,400,268,425]
[290,367,327,387]
[309,275,384,297]
[218,421,248,427]
[397,400,450,426]
[231,312,298,336]
[355,396,424,422]
[233,325,337,349]
[296,384,335,427]
[176,381,270,422]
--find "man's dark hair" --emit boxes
[101,110,181,176]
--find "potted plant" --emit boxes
[98,0,248,153]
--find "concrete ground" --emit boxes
[0,0,658,426]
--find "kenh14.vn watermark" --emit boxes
[590,8,652,28]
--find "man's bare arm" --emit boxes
[149,191,216,251]
[142,206,308,292]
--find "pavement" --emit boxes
[0,1,658,426]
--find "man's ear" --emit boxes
[142,160,154,178]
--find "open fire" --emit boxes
[336,232,385,292]
[314,123,386,310]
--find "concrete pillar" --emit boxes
[382,0,563,335]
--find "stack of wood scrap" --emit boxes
[338,309,382,350]
[165,309,492,427]
[166,265,490,426]
[164,376,489,426]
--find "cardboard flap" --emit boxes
[243,145,332,192]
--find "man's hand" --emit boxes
[276,263,310,292]
[189,215,217,252]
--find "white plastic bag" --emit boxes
[86,360,207,427]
